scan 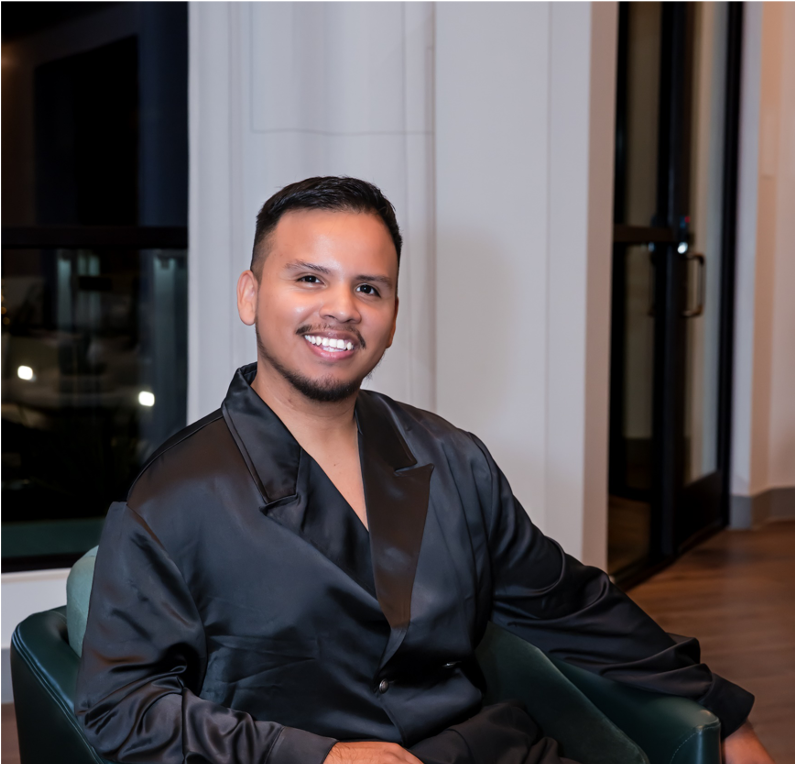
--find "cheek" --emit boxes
[258,292,316,330]
[365,308,398,347]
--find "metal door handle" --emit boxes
[647,245,656,317]
[682,252,705,317]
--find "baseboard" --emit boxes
[2,647,11,703]
[730,486,795,529]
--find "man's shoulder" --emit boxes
[126,408,245,510]
[361,390,482,453]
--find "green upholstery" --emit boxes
[475,624,648,764]
[10,547,721,764]
[10,607,114,764]
[66,546,97,656]
[552,660,721,764]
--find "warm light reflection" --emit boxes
[17,366,34,381]
[138,391,155,407]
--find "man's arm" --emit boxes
[724,722,775,764]
[466,433,755,742]
[75,502,337,764]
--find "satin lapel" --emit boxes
[356,392,434,663]
[221,364,301,504]
[222,363,376,597]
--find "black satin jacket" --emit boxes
[75,364,753,764]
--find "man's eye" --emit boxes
[357,284,380,296]
[298,275,321,284]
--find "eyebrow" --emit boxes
[285,260,394,288]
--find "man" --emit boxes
[76,177,772,764]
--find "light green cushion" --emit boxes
[66,546,98,656]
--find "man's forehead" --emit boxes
[264,209,398,269]
[272,207,391,237]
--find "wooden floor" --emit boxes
[2,703,20,764]
[2,522,793,762]
[629,521,795,763]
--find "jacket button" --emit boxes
[378,679,390,694]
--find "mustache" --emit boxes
[296,324,366,349]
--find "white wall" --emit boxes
[187,1,619,565]
[188,2,436,421]
[189,1,617,566]
[1,569,69,700]
[435,3,617,566]
[731,2,795,509]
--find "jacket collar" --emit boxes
[221,364,433,660]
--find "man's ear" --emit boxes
[385,295,399,348]
[237,270,258,326]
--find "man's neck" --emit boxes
[250,359,359,449]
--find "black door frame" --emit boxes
[608,2,744,586]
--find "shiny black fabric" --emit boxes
[410,701,578,764]
[75,363,753,764]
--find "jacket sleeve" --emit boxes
[75,502,337,764]
[467,434,754,739]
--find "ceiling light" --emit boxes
[138,391,155,407]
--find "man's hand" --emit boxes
[324,741,424,764]
[723,722,775,764]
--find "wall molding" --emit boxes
[730,485,795,528]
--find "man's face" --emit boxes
[237,209,399,403]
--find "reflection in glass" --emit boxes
[608,244,655,575]
[622,245,656,492]
[618,2,662,227]
[1,248,187,566]
[683,3,727,485]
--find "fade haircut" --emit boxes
[250,176,403,278]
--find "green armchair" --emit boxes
[11,548,721,764]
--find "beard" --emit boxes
[255,326,368,403]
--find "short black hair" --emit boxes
[250,176,403,277]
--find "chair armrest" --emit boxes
[476,623,648,764]
[10,607,114,764]
[551,659,721,764]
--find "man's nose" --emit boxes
[320,285,361,323]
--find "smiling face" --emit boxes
[237,209,399,403]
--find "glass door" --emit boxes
[608,3,743,583]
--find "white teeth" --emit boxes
[304,335,354,351]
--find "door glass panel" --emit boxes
[622,244,656,493]
[617,2,663,227]
[683,3,727,485]
[608,244,655,575]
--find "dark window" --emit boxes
[2,2,188,571]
